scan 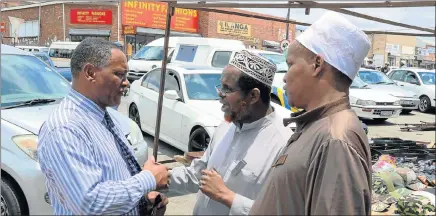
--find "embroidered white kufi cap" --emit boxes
[296,11,371,80]
[229,50,277,87]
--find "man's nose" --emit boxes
[122,78,130,87]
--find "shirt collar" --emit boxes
[236,106,276,132]
[283,97,351,131]
[68,89,106,122]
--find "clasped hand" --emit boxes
[199,169,235,207]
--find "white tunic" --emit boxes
[168,109,294,215]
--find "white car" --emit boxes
[350,77,403,122]
[387,68,435,113]
[126,64,293,152]
[357,68,420,113]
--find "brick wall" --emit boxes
[198,8,296,49]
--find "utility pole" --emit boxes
[285,6,290,40]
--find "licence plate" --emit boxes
[402,100,413,105]
[380,111,393,116]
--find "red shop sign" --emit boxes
[70,9,112,25]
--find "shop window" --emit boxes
[10,20,39,37]
[70,35,109,42]
[175,45,197,62]
[211,51,232,68]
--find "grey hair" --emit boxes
[70,38,121,76]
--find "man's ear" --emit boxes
[249,88,261,104]
[83,64,97,82]
[312,55,326,78]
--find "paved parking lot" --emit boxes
[118,97,435,215]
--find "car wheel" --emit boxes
[189,127,210,152]
[271,97,281,106]
[129,103,141,130]
[418,96,431,113]
[373,118,388,123]
[401,109,413,114]
[1,179,23,216]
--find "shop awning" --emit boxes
[136,27,201,37]
[262,40,280,48]
[69,28,111,36]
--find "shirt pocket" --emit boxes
[224,160,259,192]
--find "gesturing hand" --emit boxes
[199,169,235,208]
[142,158,169,190]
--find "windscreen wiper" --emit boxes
[2,98,56,109]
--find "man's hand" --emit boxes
[147,191,169,209]
[143,158,169,190]
[199,169,235,208]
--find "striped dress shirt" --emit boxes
[37,89,156,215]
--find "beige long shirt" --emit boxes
[250,97,372,215]
[168,108,293,215]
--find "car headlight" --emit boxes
[12,134,39,162]
[394,100,401,106]
[356,100,376,106]
[126,121,144,146]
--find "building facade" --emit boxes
[1,1,296,54]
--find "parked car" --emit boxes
[349,76,403,122]
[127,37,245,83]
[126,64,293,153]
[357,68,419,113]
[387,68,435,113]
[16,46,49,53]
[1,44,148,215]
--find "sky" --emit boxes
[240,6,435,45]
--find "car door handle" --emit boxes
[133,147,138,151]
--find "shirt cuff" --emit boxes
[134,170,157,193]
[229,194,254,215]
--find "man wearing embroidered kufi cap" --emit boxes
[250,11,372,215]
[168,50,294,215]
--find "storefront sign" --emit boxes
[0,22,5,33]
[217,20,251,37]
[70,9,112,25]
[426,45,435,54]
[123,25,136,35]
[122,1,199,33]
[385,43,400,56]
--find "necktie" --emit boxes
[104,111,149,215]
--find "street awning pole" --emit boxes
[153,3,174,161]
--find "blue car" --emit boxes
[33,51,72,82]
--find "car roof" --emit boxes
[359,68,379,72]
[1,44,34,56]
[391,67,435,73]
[250,49,282,55]
[166,64,222,75]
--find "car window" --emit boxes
[1,54,70,107]
[184,73,221,100]
[165,72,181,93]
[418,72,435,85]
[358,70,394,84]
[405,72,418,84]
[133,46,167,61]
[390,70,406,81]
[49,48,74,59]
[211,51,232,68]
[145,69,161,92]
[175,45,198,62]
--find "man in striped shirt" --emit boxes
[37,38,169,215]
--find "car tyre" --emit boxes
[1,179,23,216]
[401,109,413,114]
[418,96,431,113]
[129,103,141,130]
[271,97,281,106]
[188,127,210,152]
[373,118,388,123]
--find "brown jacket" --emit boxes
[249,97,372,215]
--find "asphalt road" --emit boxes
[118,96,435,215]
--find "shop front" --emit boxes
[67,8,114,42]
[121,1,199,55]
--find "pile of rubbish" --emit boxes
[370,138,435,215]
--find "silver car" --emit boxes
[357,68,420,114]
[1,45,148,215]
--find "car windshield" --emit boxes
[49,48,74,59]
[351,76,368,89]
[1,54,71,108]
[184,73,221,100]
[418,72,435,85]
[133,46,169,60]
[260,53,288,73]
[359,70,395,84]
[34,53,54,66]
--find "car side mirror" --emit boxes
[164,90,181,101]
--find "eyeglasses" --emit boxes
[215,84,240,96]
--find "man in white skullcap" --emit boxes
[250,11,372,215]
[168,50,294,215]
